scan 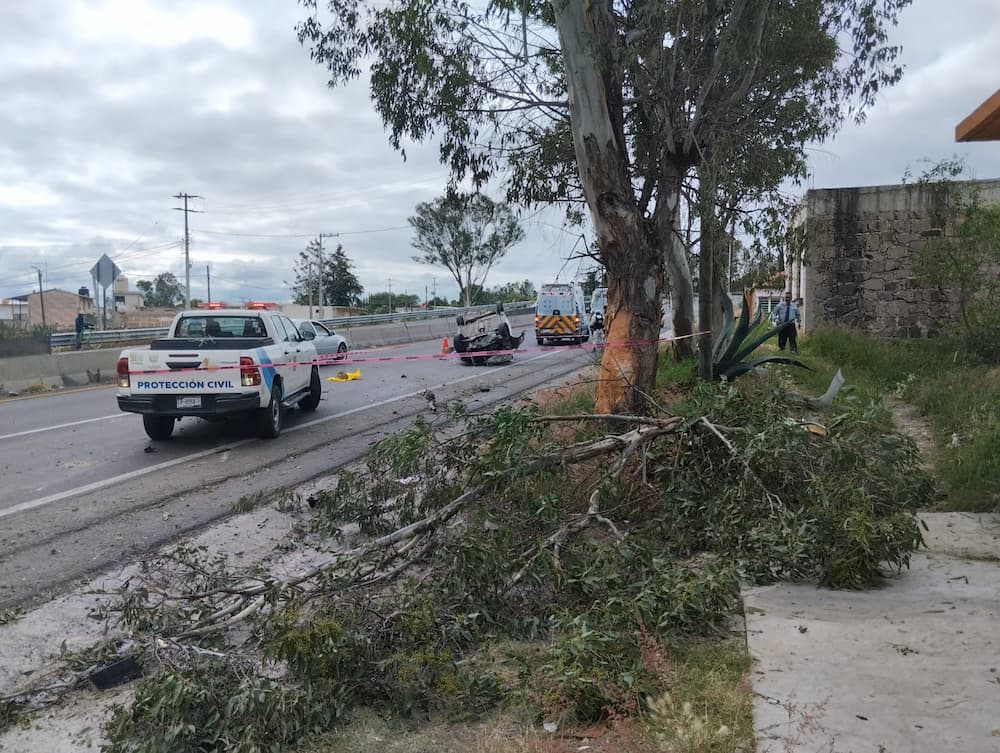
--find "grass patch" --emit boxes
[656,353,697,392]
[789,327,999,512]
[646,640,754,753]
[299,639,753,753]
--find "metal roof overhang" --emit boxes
[956,89,1000,142]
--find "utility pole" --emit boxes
[173,193,204,309]
[206,265,211,305]
[316,232,338,316]
[34,267,46,327]
[387,277,393,314]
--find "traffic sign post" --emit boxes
[90,254,122,330]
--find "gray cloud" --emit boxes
[2,0,998,306]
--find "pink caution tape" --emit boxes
[124,332,706,376]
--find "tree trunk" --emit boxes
[600,244,663,413]
[664,223,695,360]
[553,0,661,414]
[697,168,716,380]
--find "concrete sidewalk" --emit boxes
[745,512,1000,753]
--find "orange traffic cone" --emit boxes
[441,337,452,355]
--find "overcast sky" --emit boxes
[2,0,1000,307]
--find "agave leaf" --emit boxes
[719,354,810,380]
[712,293,737,362]
[731,323,786,363]
[716,294,753,368]
[805,368,846,409]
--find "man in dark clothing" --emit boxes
[75,312,85,350]
[770,291,801,353]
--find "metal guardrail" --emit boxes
[49,301,536,349]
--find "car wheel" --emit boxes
[257,381,283,439]
[456,315,465,326]
[495,302,504,315]
[473,355,488,365]
[536,337,544,346]
[298,367,321,411]
[336,342,348,360]
[142,415,174,440]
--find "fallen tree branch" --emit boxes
[119,419,689,642]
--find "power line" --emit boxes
[201,172,449,214]
[0,240,182,292]
[197,224,411,239]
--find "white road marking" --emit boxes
[0,441,257,519]
[286,351,554,433]
[1,351,558,519]
[0,414,127,441]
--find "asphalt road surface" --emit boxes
[0,335,599,609]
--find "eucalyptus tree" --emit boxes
[298,0,911,413]
[409,190,525,306]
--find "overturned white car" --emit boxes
[453,304,525,365]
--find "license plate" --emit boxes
[177,396,202,409]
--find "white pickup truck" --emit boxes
[116,309,321,440]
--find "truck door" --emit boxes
[269,315,309,394]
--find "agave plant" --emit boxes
[712,292,810,380]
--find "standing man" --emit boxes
[771,291,801,354]
[75,312,85,350]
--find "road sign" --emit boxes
[90,254,122,290]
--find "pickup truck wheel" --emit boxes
[258,382,283,438]
[142,415,175,440]
[298,368,321,412]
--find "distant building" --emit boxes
[0,298,29,328]
[12,288,95,329]
[112,275,145,313]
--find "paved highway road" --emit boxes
[0,334,599,608]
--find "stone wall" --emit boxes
[800,179,1000,337]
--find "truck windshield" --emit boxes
[175,316,265,338]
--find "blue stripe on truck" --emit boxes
[254,348,277,392]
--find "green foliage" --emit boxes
[310,418,441,537]
[136,272,185,308]
[103,657,335,753]
[298,0,911,402]
[663,382,932,587]
[657,353,697,389]
[363,290,421,314]
[473,279,538,305]
[289,241,364,308]
[100,375,931,750]
[795,326,1000,511]
[533,617,647,723]
[712,294,809,380]
[906,156,1000,362]
[409,190,525,306]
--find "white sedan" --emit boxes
[292,319,349,362]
